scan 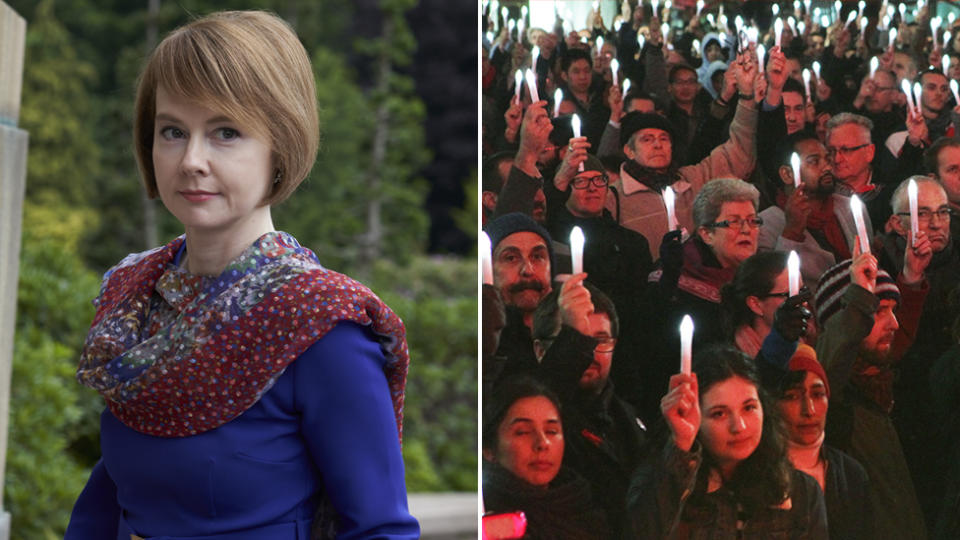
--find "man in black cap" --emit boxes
[607,48,760,259]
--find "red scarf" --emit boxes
[805,197,851,261]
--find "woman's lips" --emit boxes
[528,460,555,471]
[180,190,217,202]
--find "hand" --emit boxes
[772,287,814,342]
[722,61,739,102]
[735,44,757,95]
[518,101,553,157]
[833,28,851,58]
[850,240,878,293]
[558,272,595,336]
[662,373,700,452]
[765,46,788,91]
[902,230,932,285]
[879,49,894,71]
[504,97,523,143]
[608,85,624,121]
[755,74,767,103]
[906,105,929,147]
[648,16,663,46]
[660,228,684,270]
[782,185,813,239]
[857,76,877,102]
[805,97,816,123]
[554,136,591,192]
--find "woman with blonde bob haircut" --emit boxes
[66,11,419,539]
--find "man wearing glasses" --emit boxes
[851,69,904,148]
[877,176,960,531]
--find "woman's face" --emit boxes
[490,396,563,486]
[752,269,790,330]
[152,86,274,239]
[699,200,759,268]
[699,376,764,474]
[778,371,829,446]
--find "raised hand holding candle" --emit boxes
[794,1,801,15]
[951,80,960,104]
[791,152,802,188]
[553,88,563,117]
[680,315,694,375]
[570,226,585,275]
[775,18,784,47]
[611,58,620,88]
[514,69,523,101]
[788,251,801,297]
[571,114,584,171]
[525,68,540,103]
[869,56,879,78]
[851,195,871,254]
[481,232,494,285]
[908,178,919,243]
[663,186,678,231]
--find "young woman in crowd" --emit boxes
[627,345,828,538]
[482,378,609,539]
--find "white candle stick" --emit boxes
[883,14,891,30]
[803,68,812,98]
[858,0,866,18]
[596,36,604,55]
[931,16,942,49]
[532,45,540,70]
[508,18,516,34]
[898,3,905,21]
[696,0,704,16]
[859,16,869,34]
[775,18,784,47]
[908,178,919,244]
[757,44,766,69]
[821,14,830,28]
[788,16,798,36]
[944,55,951,76]
[812,60,821,80]
[501,6,508,24]
[773,4,780,17]
[845,10,858,29]
[652,0,660,18]
[902,78,916,112]
[481,232,494,285]
[525,68,539,103]
[680,315,694,375]
[913,81,923,115]
[804,0,812,16]
[798,21,806,35]
[638,32,646,49]
[791,152,802,189]
[518,17,526,43]
[571,114,583,171]
[553,88,563,117]
[850,195,871,254]
[889,27,898,51]
[788,251,801,297]
[622,78,632,99]
[870,56,879,78]
[835,0,842,18]
[735,15,744,33]
[661,22,670,43]
[570,226,585,275]
[706,13,715,27]
[611,59,620,88]
[662,186,678,231]
[514,69,523,101]
[951,80,960,104]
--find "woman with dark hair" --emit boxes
[627,345,828,538]
[721,251,792,357]
[482,378,610,539]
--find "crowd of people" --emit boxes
[481,1,960,538]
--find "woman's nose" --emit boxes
[180,137,210,176]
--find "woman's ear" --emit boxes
[746,295,765,318]
[697,226,713,245]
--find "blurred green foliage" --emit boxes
[6,0,476,537]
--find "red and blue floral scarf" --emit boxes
[78,232,409,439]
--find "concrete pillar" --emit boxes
[0,2,27,538]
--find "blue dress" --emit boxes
[65,321,420,539]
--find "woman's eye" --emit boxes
[216,127,239,140]
[710,411,725,419]
[160,126,185,139]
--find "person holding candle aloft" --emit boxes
[626,345,828,539]
[530,279,648,537]
[493,101,553,224]
[883,69,960,167]
[556,48,611,148]
[65,11,418,539]
[813,242,930,540]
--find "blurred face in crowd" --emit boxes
[892,181,951,253]
[578,313,615,393]
[493,232,551,313]
[783,91,806,134]
[595,42,616,73]
[866,70,898,114]
[806,34,825,57]
[699,200,760,269]
[785,57,802,84]
[626,97,656,114]
[860,299,899,361]
[536,31,557,57]
[566,170,609,217]
[699,376,764,478]
[920,72,950,114]
[624,128,673,169]
[705,41,724,63]
[669,67,699,105]
[826,123,874,183]
[563,58,593,94]
[795,138,835,197]
[488,396,564,486]
[748,268,790,331]
[778,371,829,446]
[892,52,918,84]
[934,144,960,205]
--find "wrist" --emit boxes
[738,92,755,100]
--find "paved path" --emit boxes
[409,492,477,539]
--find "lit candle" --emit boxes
[812,60,821,80]
[706,13,715,27]
[798,20,806,35]
[693,38,701,56]
[794,1,801,15]
[661,22,670,43]
[889,27,898,51]
[501,6,508,24]
[571,114,584,171]
[802,68,812,98]
[788,16,797,36]
[652,0,660,18]
[680,315,694,375]
[913,81,923,115]
[662,186,678,231]
[735,15,744,33]
[844,10,857,29]
[622,78,632,98]
[883,14,891,30]
[615,19,623,32]
[870,56,879,78]
[804,0,812,15]
[850,195,871,254]
[532,45,540,70]
[944,55,951,76]
[821,14,830,28]
[788,251,801,297]
[481,232,494,285]
[858,0,865,18]
[508,18,516,34]
[553,88,563,117]
[932,16,942,49]
[834,0,842,18]
[908,178,919,244]
[775,18,784,47]
[570,226,585,275]
[638,32,646,49]
[791,152,802,189]
[902,78,916,112]
[696,0,704,16]
[951,80,960,104]
[518,17,526,43]
[514,69,523,101]
[596,36,604,55]
[951,12,958,25]
[611,58,620,88]
[525,68,539,102]
[898,3,905,21]
[747,26,759,44]
[757,44,766,69]
[773,4,780,17]
[859,16,868,34]
[521,5,528,19]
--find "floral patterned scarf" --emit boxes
[78,232,409,439]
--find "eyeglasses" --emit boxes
[760,291,791,299]
[825,143,870,159]
[895,208,955,223]
[572,175,609,189]
[705,217,764,230]
[595,337,616,354]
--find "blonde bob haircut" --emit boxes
[133,11,319,205]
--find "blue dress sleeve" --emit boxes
[294,321,420,539]
[64,458,120,539]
